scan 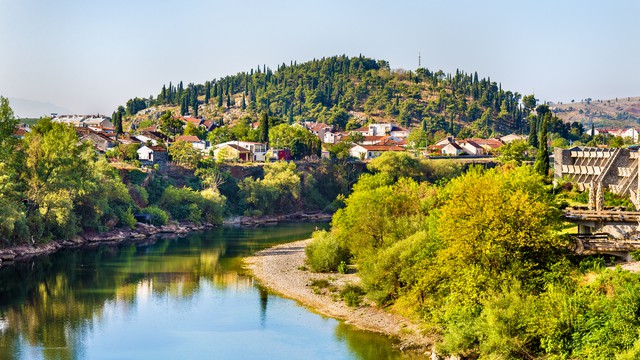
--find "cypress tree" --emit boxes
[226,93,231,108]
[181,96,188,116]
[259,112,269,143]
[534,114,550,177]
[217,94,223,108]
[241,94,246,110]
[116,112,123,134]
[205,81,210,104]
[528,117,538,148]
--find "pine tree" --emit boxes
[534,114,550,177]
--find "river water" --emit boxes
[0,224,413,359]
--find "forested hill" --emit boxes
[120,55,532,138]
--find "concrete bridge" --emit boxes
[564,207,640,260]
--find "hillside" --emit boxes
[552,96,640,128]
[117,55,530,139]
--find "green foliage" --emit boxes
[367,152,428,182]
[305,230,350,273]
[268,123,321,159]
[340,284,365,307]
[157,185,225,224]
[169,140,202,169]
[238,161,301,215]
[498,139,532,166]
[337,261,348,274]
[122,207,137,230]
[534,113,550,176]
[141,205,169,226]
[158,111,183,139]
[147,56,532,141]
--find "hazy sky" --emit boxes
[1,0,639,117]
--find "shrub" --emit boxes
[340,284,365,307]
[305,230,350,272]
[337,261,348,274]
[121,207,137,230]
[142,206,169,226]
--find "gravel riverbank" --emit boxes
[244,239,433,353]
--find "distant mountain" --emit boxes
[119,55,531,139]
[8,97,72,118]
[551,96,640,128]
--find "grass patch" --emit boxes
[309,278,338,294]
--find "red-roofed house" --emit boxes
[459,140,485,155]
[465,138,504,152]
[213,143,252,162]
[174,135,207,152]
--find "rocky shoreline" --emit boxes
[244,239,435,356]
[0,212,332,269]
[0,222,212,268]
[223,211,332,226]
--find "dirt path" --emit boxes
[244,239,433,352]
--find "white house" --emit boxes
[214,141,267,161]
[175,135,208,152]
[353,123,410,138]
[441,142,465,156]
[137,145,168,167]
[133,134,158,146]
[323,131,347,144]
[349,144,404,160]
[459,140,484,155]
[53,115,113,129]
[435,137,456,146]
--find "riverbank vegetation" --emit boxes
[0,97,368,247]
[306,151,640,359]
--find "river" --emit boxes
[0,224,414,359]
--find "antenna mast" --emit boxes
[418,52,421,68]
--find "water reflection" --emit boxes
[0,224,409,360]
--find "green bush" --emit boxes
[157,185,225,224]
[305,230,350,272]
[337,261,348,274]
[121,207,137,230]
[142,206,169,226]
[340,284,365,307]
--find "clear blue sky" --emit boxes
[1,0,639,117]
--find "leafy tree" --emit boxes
[158,111,183,139]
[183,122,205,139]
[498,140,531,165]
[0,96,19,163]
[268,123,321,159]
[169,140,201,169]
[367,152,427,182]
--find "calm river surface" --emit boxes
[0,224,413,360]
